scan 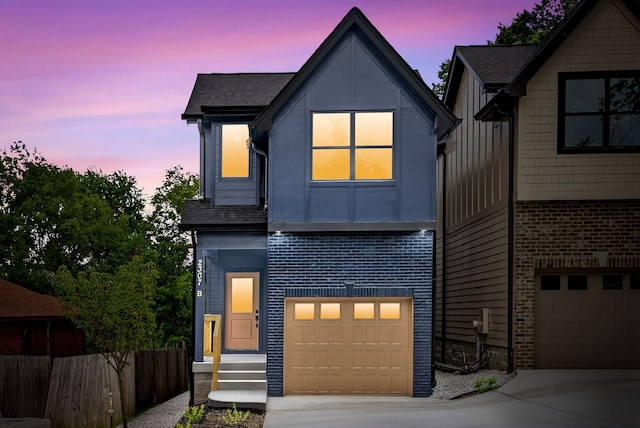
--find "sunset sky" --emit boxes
[1,0,538,196]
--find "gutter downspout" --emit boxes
[440,149,447,366]
[250,141,268,211]
[197,119,205,200]
[496,103,515,374]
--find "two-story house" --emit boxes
[436,0,640,374]
[181,8,457,406]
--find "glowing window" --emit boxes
[221,124,249,178]
[380,303,400,319]
[320,303,341,319]
[294,303,315,320]
[312,112,393,180]
[353,303,375,319]
[231,278,253,313]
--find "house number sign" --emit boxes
[196,258,204,297]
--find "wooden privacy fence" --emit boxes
[45,353,135,428]
[0,355,51,418]
[135,348,188,411]
[0,348,188,427]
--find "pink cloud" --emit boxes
[1,0,540,196]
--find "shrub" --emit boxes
[474,376,498,392]
[222,403,250,426]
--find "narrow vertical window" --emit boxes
[221,124,249,178]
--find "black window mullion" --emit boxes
[350,112,355,180]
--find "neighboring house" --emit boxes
[181,8,457,404]
[436,0,640,373]
[0,278,84,357]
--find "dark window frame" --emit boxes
[311,111,395,181]
[558,71,640,154]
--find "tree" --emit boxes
[430,0,579,98]
[147,166,199,347]
[431,59,451,100]
[0,143,138,294]
[493,0,580,45]
[53,256,158,428]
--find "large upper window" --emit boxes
[559,72,640,152]
[221,124,249,178]
[312,112,393,180]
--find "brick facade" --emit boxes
[513,200,640,368]
[267,231,433,396]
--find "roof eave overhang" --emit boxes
[179,223,268,232]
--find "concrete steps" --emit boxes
[208,354,267,411]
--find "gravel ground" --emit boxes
[121,369,516,427]
[432,369,516,400]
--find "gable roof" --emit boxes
[472,0,640,121]
[182,73,295,120]
[444,45,536,109]
[0,278,63,319]
[252,7,458,141]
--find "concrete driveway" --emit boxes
[264,370,640,427]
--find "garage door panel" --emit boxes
[536,273,640,368]
[284,298,412,395]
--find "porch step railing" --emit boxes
[203,314,222,390]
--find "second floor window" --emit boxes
[221,124,249,178]
[312,112,393,180]
[559,72,640,152]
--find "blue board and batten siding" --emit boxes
[267,231,434,396]
[193,234,267,360]
[267,31,437,225]
[201,122,261,206]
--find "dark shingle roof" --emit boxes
[456,45,537,88]
[0,278,63,319]
[182,73,295,119]
[180,199,268,230]
[444,45,535,109]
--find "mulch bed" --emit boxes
[176,406,264,428]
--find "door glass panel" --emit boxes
[380,303,400,319]
[231,278,253,313]
[320,303,341,319]
[631,274,640,290]
[294,303,315,320]
[354,303,374,319]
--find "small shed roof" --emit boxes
[180,199,268,230]
[0,278,63,319]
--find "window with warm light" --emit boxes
[320,303,341,319]
[312,112,393,180]
[380,302,400,319]
[294,303,315,320]
[353,303,375,319]
[221,124,250,177]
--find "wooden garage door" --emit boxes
[535,272,640,368]
[284,298,413,395]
